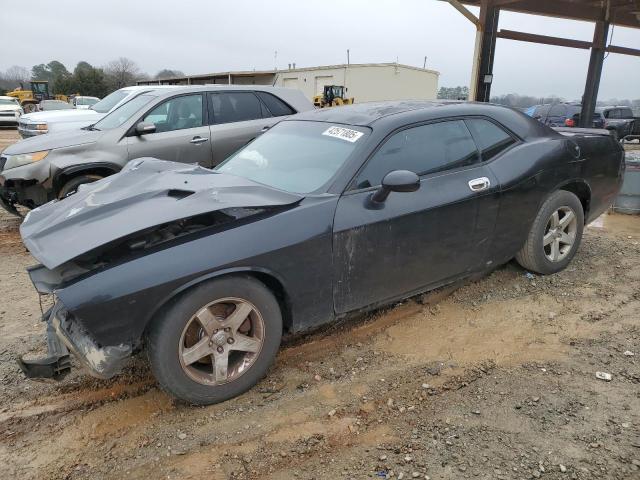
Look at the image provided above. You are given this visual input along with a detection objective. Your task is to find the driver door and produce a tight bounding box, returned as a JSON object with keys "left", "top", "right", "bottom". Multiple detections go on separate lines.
{"left": 126, "top": 93, "right": 214, "bottom": 167}
{"left": 332, "top": 119, "right": 500, "bottom": 314}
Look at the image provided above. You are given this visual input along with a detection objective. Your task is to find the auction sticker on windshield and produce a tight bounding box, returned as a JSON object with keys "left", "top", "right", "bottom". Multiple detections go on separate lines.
{"left": 322, "top": 126, "right": 363, "bottom": 143}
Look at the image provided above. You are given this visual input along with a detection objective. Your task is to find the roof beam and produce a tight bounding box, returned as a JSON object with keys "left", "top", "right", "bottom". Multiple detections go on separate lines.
{"left": 496, "top": 29, "right": 593, "bottom": 49}
{"left": 458, "top": 0, "right": 640, "bottom": 29}
{"left": 445, "top": 0, "right": 481, "bottom": 28}
{"left": 496, "top": 28, "right": 640, "bottom": 56}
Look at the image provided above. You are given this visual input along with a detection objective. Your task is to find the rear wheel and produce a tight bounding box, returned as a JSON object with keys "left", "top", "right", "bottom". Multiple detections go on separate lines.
{"left": 146, "top": 276, "right": 282, "bottom": 405}
{"left": 515, "top": 190, "right": 584, "bottom": 275}
{"left": 57, "top": 174, "right": 103, "bottom": 199}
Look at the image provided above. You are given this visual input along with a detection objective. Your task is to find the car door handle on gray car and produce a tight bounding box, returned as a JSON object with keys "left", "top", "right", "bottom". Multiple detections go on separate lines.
{"left": 190, "top": 136, "right": 209, "bottom": 145}
{"left": 468, "top": 177, "right": 491, "bottom": 192}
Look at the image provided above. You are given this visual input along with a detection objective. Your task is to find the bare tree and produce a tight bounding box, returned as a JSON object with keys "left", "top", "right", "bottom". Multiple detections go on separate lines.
{"left": 2, "top": 65, "right": 30, "bottom": 88}
{"left": 104, "top": 57, "right": 141, "bottom": 89}
{"left": 155, "top": 69, "right": 185, "bottom": 80}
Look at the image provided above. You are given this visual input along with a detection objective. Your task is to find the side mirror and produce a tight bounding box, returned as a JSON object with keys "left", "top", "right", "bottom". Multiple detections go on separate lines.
{"left": 135, "top": 121, "right": 156, "bottom": 135}
{"left": 370, "top": 170, "right": 420, "bottom": 204}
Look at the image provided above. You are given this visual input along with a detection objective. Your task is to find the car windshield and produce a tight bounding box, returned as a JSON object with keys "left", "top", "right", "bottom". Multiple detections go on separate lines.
{"left": 93, "top": 94, "right": 157, "bottom": 130}
{"left": 0, "top": 98, "right": 19, "bottom": 106}
{"left": 216, "top": 121, "right": 368, "bottom": 194}
{"left": 90, "top": 90, "right": 130, "bottom": 113}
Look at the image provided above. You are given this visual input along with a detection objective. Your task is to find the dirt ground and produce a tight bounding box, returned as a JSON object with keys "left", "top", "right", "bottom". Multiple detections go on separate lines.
{"left": 0, "top": 128, "right": 639, "bottom": 480}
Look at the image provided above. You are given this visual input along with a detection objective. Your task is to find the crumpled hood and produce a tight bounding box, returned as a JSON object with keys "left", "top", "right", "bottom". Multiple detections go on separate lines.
{"left": 21, "top": 109, "right": 100, "bottom": 123}
{"left": 4, "top": 128, "right": 104, "bottom": 154}
{"left": 21, "top": 158, "right": 303, "bottom": 269}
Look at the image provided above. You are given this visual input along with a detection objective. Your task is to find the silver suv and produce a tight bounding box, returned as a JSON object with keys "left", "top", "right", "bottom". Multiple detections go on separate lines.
{"left": 0, "top": 85, "right": 313, "bottom": 215}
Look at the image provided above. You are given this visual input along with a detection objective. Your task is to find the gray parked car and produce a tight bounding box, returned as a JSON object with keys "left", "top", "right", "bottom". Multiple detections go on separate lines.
{"left": 0, "top": 85, "right": 313, "bottom": 215}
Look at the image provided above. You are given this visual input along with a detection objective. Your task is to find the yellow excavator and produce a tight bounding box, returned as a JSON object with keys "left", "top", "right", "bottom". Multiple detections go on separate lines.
{"left": 313, "top": 85, "right": 354, "bottom": 108}
{"left": 7, "top": 81, "right": 69, "bottom": 112}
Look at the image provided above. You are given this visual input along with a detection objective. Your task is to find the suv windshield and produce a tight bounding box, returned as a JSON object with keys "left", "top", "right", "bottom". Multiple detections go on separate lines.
{"left": 0, "top": 99, "right": 19, "bottom": 106}
{"left": 93, "top": 94, "right": 157, "bottom": 130}
{"left": 90, "top": 90, "right": 131, "bottom": 113}
{"left": 216, "top": 121, "right": 368, "bottom": 194}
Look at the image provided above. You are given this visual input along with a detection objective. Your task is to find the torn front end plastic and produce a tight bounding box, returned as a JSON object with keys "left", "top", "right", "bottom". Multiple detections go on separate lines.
{"left": 17, "top": 301, "right": 132, "bottom": 381}
{"left": 17, "top": 310, "right": 71, "bottom": 380}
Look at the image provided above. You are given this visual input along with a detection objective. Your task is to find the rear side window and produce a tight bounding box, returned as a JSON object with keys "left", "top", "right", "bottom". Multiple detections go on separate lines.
{"left": 619, "top": 108, "right": 633, "bottom": 118}
{"left": 210, "top": 92, "right": 263, "bottom": 124}
{"left": 255, "top": 91, "right": 295, "bottom": 116}
{"left": 465, "top": 119, "right": 516, "bottom": 161}
{"left": 352, "top": 120, "right": 479, "bottom": 189}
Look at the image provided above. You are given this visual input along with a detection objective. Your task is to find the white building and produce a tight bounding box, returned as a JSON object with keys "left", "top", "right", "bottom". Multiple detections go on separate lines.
{"left": 273, "top": 63, "right": 439, "bottom": 102}
{"left": 139, "top": 63, "right": 440, "bottom": 103}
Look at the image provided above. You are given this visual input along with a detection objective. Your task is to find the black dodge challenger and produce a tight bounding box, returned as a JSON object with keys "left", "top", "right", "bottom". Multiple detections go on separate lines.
{"left": 18, "top": 101, "right": 624, "bottom": 404}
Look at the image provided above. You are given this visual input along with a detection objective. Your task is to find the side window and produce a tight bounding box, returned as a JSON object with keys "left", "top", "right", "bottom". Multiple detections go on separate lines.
{"left": 533, "top": 105, "right": 550, "bottom": 119}
{"left": 143, "top": 94, "right": 203, "bottom": 133}
{"left": 465, "top": 118, "right": 516, "bottom": 161}
{"left": 352, "top": 120, "right": 479, "bottom": 189}
{"left": 620, "top": 108, "right": 633, "bottom": 119}
{"left": 255, "top": 91, "right": 295, "bottom": 117}
{"left": 548, "top": 104, "right": 566, "bottom": 118}
{"left": 210, "top": 92, "right": 264, "bottom": 124}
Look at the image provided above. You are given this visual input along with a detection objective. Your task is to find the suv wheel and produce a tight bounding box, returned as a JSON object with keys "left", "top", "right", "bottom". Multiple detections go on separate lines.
{"left": 57, "top": 174, "right": 103, "bottom": 199}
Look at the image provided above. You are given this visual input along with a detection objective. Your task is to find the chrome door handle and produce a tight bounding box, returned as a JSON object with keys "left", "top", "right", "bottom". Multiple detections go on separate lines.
{"left": 190, "top": 136, "right": 209, "bottom": 144}
{"left": 468, "top": 177, "right": 490, "bottom": 192}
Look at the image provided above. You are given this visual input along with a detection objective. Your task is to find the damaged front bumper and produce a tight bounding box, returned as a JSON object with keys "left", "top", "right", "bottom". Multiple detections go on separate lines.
{"left": 0, "top": 185, "right": 21, "bottom": 217}
{"left": 18, "top": 300, "right": 132, "bottom": 381}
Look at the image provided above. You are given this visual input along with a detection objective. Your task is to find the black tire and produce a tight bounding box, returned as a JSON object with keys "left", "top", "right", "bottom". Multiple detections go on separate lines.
{"left": 146, "top": 275, "right": 282, "bottom": 405}
{"left": 515, "top": 190, "right": 584, "bottom": 275}
{"left": 57, "top": 174, "right": 103, "bottom": 199}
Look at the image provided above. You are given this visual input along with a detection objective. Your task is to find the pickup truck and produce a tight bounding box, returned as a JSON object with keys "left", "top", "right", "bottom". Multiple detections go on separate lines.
{"left": 17, "top": 86, "right": 179, "bottom": 138}
{"left": 596, "top": 106, "right": 636, "bottom": 140}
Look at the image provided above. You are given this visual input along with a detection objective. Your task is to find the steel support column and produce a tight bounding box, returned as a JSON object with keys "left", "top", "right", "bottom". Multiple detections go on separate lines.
{"left": 580, "top": 20, "right": 610, "bottom": 127}
{"left": 473, "top": 1, "right": 500, "bottom": 102}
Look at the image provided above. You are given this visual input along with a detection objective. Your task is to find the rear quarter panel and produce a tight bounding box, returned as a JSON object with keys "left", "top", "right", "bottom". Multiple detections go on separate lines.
{"left": 486, "top": 133, "right": 623, "bottom": 266}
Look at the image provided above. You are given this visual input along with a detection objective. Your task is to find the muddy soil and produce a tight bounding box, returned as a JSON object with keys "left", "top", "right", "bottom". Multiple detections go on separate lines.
{"left": 0, "top": 129, "right": 639, "bottom": 479}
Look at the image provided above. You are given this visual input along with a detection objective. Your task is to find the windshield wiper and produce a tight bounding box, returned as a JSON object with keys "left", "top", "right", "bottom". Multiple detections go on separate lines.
{"left": 82, "top": 124, "right": 101, "bottom": 131}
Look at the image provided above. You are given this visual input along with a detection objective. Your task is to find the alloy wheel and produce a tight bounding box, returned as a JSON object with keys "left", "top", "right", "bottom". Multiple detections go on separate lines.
{"left": 543, "top": 206, "right": 578, "bottom": 262}
{"left": 178, "top": 297, "right": 265, "bottom": 386}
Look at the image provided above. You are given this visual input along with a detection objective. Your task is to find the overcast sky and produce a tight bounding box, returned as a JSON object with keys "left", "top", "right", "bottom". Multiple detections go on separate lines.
{"left": 2, "top": 0, "right": 639, "bottom": 100}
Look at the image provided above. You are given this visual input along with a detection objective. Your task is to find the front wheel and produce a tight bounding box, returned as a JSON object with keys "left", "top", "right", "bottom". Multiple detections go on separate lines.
{"left": 515, "top": 190, "right": 584, "bottom": 275}
{"left": 57, "top": 174, "right": 103, "bottom": 199}
{"left": 146, "top": 276, "right": 282, "bottom": 405}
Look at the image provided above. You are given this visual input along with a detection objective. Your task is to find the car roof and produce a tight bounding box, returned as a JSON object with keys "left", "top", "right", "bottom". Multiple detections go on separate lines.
{"left": 288, "top": 100, "right": 551, "bottom": 140}
{"left": 597, "top": 105, "right": 632, "bottom": 110}
{"left": 0, "top": 96, "right": 19, "bottom": 100}
{"left": 121, "top": 85, "right": 181, "bottom": 91}
{"left": 291, "top": 100, "right": 458, "bottom": 126}
{"left": 145, "top": 84, "right": 314, "bottom": 113}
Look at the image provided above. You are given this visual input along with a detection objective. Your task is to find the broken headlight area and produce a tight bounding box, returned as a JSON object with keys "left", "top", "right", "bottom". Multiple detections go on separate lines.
{"left": 17, "top": 300, "right": 132, "bottom": 381}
